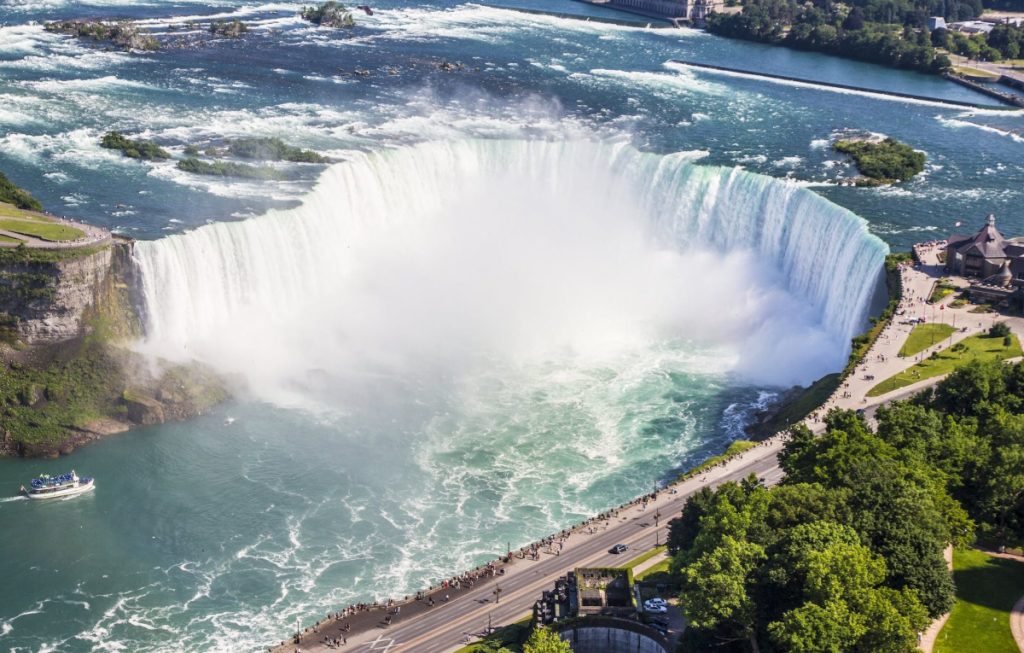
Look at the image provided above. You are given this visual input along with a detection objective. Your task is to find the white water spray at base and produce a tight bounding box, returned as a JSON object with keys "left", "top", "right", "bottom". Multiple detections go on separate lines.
{"left": 133, "top": 139, "right": 887, "bottom": 407}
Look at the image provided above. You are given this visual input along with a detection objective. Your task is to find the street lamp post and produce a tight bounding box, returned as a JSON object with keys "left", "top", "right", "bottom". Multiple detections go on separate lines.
{"left": 493, "top": 584, "right": 503, "bottom": 604}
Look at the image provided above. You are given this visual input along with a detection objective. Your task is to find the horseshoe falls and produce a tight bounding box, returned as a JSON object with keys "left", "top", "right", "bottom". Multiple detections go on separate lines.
{"left": 133, "top": 139, "right": 886, "bottom": 407}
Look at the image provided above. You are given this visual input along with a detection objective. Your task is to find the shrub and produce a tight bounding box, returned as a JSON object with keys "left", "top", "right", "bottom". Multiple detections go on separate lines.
{"left": 300, "top": 1, "right": 355, "bottom": 27}
{"left": 209, "top": 19, "right": 248, "bottom": 37}
{"left": 100, "top": 131, "right": 170, "bottom": 161}
{"left": 176, "top": 157, "right": 287, "bottom": 180}
{"left": 226, "top": 137, "right": 328, "bottom": 163}
{"left": 990, "top": 322, "right": 1011, "bottom": 338}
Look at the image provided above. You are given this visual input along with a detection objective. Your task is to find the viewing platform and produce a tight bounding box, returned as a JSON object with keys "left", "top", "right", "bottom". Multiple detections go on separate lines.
{"left": 0, "top": 202, "right": 111, "bottom": 251}
{"left": 671, "top": 60, "right": 1011, "bottom": 109}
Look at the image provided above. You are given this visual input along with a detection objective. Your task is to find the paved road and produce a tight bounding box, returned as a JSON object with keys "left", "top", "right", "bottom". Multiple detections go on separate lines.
{"left": 287, "top": 442, "right": 786, "bottom": 653}
{"left": 283, "top": 240, "right": 995, "bottom": 653}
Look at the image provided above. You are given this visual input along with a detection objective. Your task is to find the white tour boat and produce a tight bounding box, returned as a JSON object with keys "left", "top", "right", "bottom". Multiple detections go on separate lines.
{"left": 21, "top": 471, "right": 95, "bottom": 500}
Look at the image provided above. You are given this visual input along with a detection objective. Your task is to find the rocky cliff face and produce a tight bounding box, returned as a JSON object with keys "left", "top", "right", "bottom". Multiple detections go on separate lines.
{"left": 0, "top": 240, "right": 230, "bottom": 458}
{"left": 0, "top": 245, "right": 118, "bottom": 345}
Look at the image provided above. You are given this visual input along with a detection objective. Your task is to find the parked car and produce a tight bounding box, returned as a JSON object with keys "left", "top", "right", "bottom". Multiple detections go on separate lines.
{"left": 609, "top": 544, "right": 629, "bottom": 554}
{"left": 643, "top": 600, "right": 668, "bottom": 614}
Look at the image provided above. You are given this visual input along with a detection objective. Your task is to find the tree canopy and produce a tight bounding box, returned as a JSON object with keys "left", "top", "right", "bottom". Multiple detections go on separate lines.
{"left": 670, "top": 359, "right": 1024, "bottom": 652}
{"left": 523, "top": 628, "right": 571, "bottom": 653}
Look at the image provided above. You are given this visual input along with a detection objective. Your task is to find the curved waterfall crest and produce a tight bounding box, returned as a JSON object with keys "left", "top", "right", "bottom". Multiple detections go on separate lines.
{"left": 133, "top": 139, "right": 888, "bottom": 371}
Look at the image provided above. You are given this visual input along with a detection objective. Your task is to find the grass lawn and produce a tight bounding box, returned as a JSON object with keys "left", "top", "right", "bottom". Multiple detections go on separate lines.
{"left": 934, "top": 548, "right": 1024, "bottom": 653}
{"left": 679, "top": 440, "right": 758, "bottom": 480}
{"left": 930, "top": 283, "right": 957, "bottom": 303}
{"left": 754, "top": 372, "right": 840, "bottom": 436}
{"left": 636, "top": 559, "right": 671, "bottom": 580}
{"left": 0, "top": 202, "right": 48, "bottom": 219}
{"left": 625, "top": 545, "right": 666, "bottom": 570}
{"left": 867, "top": 333, "right": 1022, "bottom": 397}
{"left": 954, "top": 65, "right": 1002, "bottom": 79}
{"left": 899, "top": 323, "right": 957, "bottom": 358}
{"left": 453, "top": 615, "right": 532, "bottom": 653}
{"left": 0, "top": 218, "right": 85, "bottom": 242}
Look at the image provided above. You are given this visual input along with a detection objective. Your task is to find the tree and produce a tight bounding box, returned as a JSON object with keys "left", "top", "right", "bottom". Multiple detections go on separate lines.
{"left": 766, "top": 522, "right": 928, "bottom": 653}
{"left": 668, "top": 486, "right": 715, "bottom": 555}
{"left": 843, "top": 6, "right": 865, "bottom": 30}
{"left": 681, "top": 535, "right": 766, "bottom": 650}
{"left": 990, "top": 321, "right": 1011, "bottom": 338}
{"left": 929, "top": 360, "right": 1005, "bottom": 416}
{"left": 522, "top": 627, "right": 570, "bottom": 653}
{"left": 0, "top": 171, "right": 43, "bottom": 212}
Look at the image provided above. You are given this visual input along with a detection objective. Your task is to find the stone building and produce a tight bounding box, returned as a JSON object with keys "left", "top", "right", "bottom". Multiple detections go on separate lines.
{"left": 945, "top": 215, "right": 1024, "bottom": 279}
{"left": 945, "top": 215, "right": 1024, "bottom": 310}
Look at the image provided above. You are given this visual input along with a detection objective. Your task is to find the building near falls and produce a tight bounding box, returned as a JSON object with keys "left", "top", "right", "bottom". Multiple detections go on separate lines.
{"left": 532, "top": 567, "right": 671, "bottom": 653}
{"left": 579, "top": 0, "right": 723, "bottom": 26}
{"left": 944, "top": 214, "right": 1024, "bottom": 309}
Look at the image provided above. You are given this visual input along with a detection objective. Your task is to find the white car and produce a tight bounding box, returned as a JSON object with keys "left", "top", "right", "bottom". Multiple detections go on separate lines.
{"left": 643, "top": 599, "right": 668, "bottom": 613}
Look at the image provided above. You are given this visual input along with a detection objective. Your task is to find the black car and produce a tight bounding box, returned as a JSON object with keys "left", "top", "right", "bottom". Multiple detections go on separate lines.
{"left": 609, "top": 544, "right": 629, "bottom": 554}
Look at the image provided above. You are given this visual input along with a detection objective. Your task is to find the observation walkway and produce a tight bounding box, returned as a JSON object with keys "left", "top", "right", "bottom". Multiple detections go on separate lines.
{"left": 670, "top": 60, "right": 1011, "bottom": 109}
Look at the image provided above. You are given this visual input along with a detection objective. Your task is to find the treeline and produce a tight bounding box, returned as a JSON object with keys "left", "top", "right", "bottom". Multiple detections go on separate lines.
{"left": 707, "top": 1, "right": 952, "bottom": 73}
{"left": 933, "top": 23, "right": 1024, "bottom": 61}
{"left": 667, "top": 358, "right": 1024, "bottom": 652}
{"left": 0, "top": 172, "right": 42, "bottom": 212}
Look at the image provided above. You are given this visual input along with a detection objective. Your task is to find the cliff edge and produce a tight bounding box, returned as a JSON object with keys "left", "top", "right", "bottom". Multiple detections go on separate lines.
{"left": 0, "top": 203, "right": 229, "bottom": 457}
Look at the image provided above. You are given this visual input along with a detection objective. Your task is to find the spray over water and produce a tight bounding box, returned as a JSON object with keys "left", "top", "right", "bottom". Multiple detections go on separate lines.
{"left": 133, "top": 139, "right": 886, "bottom": 409}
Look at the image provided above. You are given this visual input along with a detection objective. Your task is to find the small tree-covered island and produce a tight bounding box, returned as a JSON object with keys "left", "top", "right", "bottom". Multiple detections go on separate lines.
{"left": 834, "top": 137, "right": 927, "bottom": 185}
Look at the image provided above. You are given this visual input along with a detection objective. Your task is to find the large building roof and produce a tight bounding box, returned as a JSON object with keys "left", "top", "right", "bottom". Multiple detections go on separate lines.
{"left": 949, "top": 214, "right": 1008, "bottom": 259}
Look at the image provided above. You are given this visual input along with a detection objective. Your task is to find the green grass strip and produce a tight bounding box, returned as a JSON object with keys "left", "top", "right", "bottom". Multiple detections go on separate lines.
{"left": 935, "top": 548, "right": 1024, "bottom": 653}
{"left": 625, "top": 545, "right": 667, "bottom": 570}
{"left": 868, "top": 333, "right": 1022, "bottom": 397}
{"left": 679, "top": 440, "right": 757, "bottom": 481}
{"left": 636, "top": 559, "right": 671, "bottom": 580}
{"left": 899, "top": 323, "right": 957, "bottom": 358}
{"left": 0, "top": 218, "right": 85, "bottom": 242}
{"left": 453, "top": 615, "right": 532, "bottom": 653}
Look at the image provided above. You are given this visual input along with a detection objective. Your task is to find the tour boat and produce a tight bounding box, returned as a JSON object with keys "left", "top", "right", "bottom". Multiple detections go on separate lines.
{"left": 21, "top": 471, "right": 95, "bottom": 500}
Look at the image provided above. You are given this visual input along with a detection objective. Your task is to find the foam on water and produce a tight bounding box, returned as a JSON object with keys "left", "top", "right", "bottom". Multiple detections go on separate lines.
{"left": 936, "top": 115, "right": 1024, "bottom": 144}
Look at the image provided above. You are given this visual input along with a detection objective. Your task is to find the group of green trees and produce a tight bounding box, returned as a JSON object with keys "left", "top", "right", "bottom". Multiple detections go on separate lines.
{"left": 934, "top": 23, "right": 1024, "bottom": 61}
{"left": 0, "top": 172, "right": 42, "bottom": 212}
{"left": 707, "top": 0, "right": 952, "bottom": 73}
{"left": 226, "top": 137, "right": 329, "bottom": 163}
{"left": 834, "top": 138, "right": 926, "bottom": 182}
{"left": 667, "top": 359, "right": 1024, "bottom": 652}
{"left": 100, "top": 131, "right": 171, "bottom": 161}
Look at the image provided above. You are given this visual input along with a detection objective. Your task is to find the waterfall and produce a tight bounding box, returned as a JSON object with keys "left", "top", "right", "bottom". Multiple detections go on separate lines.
{"left": 132, "top": 139, "right": 887, "bottom": 395}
